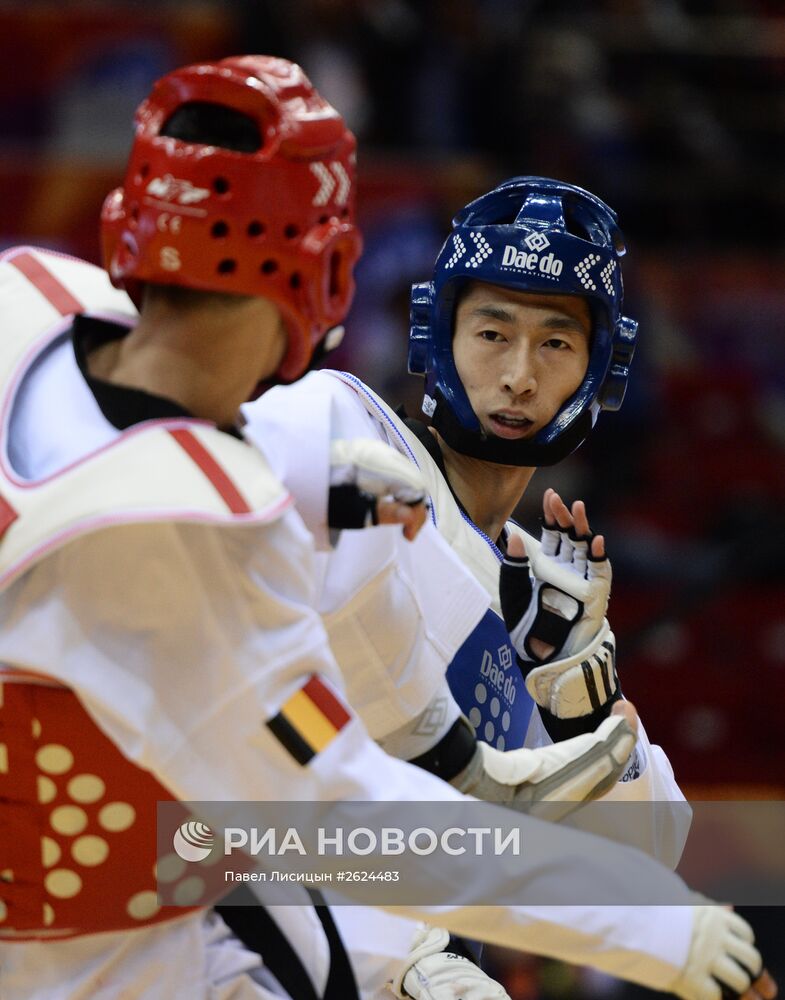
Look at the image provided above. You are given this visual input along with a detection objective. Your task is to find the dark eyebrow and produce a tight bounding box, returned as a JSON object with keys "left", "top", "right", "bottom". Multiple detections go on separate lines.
{"left": 470, "top": 305, "right": 589, "bottom": 336}
{"left": 542, "top": 315, "right": 589, "bottom": 336}
{"left": 470, "top": 305, "right": 517, "bottom": 324}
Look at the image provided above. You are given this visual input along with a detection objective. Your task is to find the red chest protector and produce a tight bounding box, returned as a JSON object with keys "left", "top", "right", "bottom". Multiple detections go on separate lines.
{"left": 0, "top": 248, "right": 292, "bottom": 938}
{"left": 0, "top": 670, "right": 206, "bottom": 939}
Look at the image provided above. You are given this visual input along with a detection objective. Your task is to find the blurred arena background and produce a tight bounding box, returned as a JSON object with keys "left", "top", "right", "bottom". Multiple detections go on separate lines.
{"left": 1, "top": 0, "right": 783, "bottom": 995}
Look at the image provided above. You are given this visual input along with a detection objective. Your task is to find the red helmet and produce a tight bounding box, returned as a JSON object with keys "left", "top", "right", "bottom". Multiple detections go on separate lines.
{"left": 101, "top": 55, "right": 362, "bottom": 381}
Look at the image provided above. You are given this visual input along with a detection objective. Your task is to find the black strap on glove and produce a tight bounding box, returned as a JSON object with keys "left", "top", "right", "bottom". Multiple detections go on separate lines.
{"left": 501, "top": 550, "right": 584, "bottom": 664}
{"left": 537, "top": 691, "right": 622, "bottom": 743}
{"left": 327, "top": 483, "right": 378, "bottom": 530}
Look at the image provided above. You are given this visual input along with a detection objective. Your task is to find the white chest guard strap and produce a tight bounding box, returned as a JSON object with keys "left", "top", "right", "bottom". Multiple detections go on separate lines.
{"left": 0, "top": 247, "right": 291, "bottom": 590}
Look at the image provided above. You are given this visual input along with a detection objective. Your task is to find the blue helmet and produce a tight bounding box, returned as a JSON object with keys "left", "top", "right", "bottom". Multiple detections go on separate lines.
{"left": 408, "top": 176, "right": 638, "bottom": 466}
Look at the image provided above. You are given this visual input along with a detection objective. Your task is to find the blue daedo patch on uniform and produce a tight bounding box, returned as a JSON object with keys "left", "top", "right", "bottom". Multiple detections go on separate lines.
{"left": 446, "top": 608, "right": 534, "bottom": 750}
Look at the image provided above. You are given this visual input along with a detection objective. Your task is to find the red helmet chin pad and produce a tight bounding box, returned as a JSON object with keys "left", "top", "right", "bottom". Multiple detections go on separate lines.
{"left": 100, "top": 56, "right": 362, "bottom": 381}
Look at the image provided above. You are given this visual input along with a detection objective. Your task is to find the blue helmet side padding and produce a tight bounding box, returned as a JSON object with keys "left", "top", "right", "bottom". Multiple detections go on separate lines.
{"left": 408, "top": 176, "right": 638, "bottom": 467}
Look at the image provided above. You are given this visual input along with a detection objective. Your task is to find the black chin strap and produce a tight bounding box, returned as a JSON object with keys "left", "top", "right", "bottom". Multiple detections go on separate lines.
{"left": 430, "top": 386, "right": 592, "bottom": 468}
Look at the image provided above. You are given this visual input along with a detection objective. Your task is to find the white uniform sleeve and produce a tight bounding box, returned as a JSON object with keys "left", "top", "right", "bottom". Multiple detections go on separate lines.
{"left": 241, "top": 371, "right": 381, "bottom": 552}
{"left": 243, "top": 374, "right": 490, "bottom": 741}
{"left": 320, "top": 523, "right": 484, "bottom": 741}
{"left": 593, "top": 727, "right": 692, "bottom": 868}
{"left": 0, "top": 516, "right": 698, "bottom": 991}
{"left": 524, "top": 707, "right": 691, "bottom": 867}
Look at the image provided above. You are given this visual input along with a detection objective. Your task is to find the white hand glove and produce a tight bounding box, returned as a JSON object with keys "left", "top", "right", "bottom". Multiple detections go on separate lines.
{"left": 328, "top": 439, "right": 426, "bottom": 537}
{"left": 501, "top": 523, "right": 611, "bottom": 664}
{"left": 670, "top": 905, "right": 763, "bottom": 1000}
{"left": 390, "top": 925, "right": 510, "bottom": 1000}
{"left": 501, "top": 523, "right": 620, "bottom": 729}
{"left": 330, "top": 439, "right": 426, "bottom": 505}
{"left": 451, "top": 709, "right": 637, "bottom": 821}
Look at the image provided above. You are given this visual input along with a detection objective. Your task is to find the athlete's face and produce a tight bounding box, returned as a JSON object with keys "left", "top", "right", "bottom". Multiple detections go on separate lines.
{"left": 452, "top": 282, "right": 591, "bottom": 441}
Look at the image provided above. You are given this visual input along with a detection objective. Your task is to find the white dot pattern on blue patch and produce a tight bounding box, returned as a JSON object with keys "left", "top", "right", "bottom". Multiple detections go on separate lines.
{"left": 466, "top": 232, "right": 492, "bottom": 269}
{"left": 600, "top": 259, "right": 617, "bottom": 295}
{"left": 445, "top": 234, "right": 466, "bottom": 269}
{"left": 574, "top": 252, "right": 601, "bottom": 291}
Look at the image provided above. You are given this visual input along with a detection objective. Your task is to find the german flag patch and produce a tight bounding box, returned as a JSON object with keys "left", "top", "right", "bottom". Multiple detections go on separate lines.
{"left": 267, "top": 675, "right": 352, "bottom": 765}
